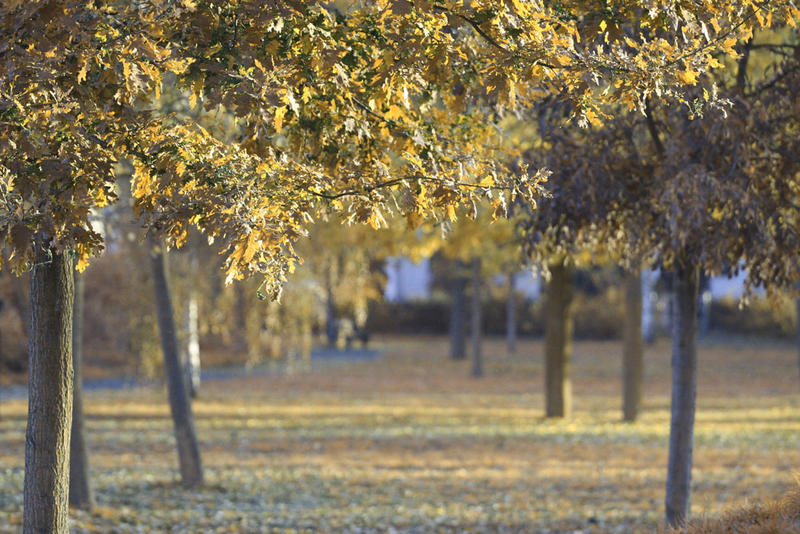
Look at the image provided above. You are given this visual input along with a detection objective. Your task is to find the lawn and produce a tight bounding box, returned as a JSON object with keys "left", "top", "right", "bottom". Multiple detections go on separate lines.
{"left": 1, "top": 335, "right": 799, "bottom": 533}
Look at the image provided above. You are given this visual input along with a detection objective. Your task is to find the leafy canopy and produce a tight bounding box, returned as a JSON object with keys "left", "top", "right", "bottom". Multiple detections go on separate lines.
{"left": 1, "top": 0, "right": 795, "bottom": 295}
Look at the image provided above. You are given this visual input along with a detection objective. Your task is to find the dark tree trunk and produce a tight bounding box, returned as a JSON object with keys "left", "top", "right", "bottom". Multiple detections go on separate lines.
{"left": 622, "top": 271, "right": 644, "bottom": 422}
{"left": 506, "top": 272, "right": 517, "bottom": 356}
{"left": 150, "top": 240, "right": 204, "bottom": 487}
{"left": 665, "top": 264, "right": 699, "bottom": 528}
{"left": 69, "top": 271, "right": 94, "bottom": 511}
{"left": 449, "top": 277, "right": 467, "bottom": 360}
{"left": 544, "top": 261, "right": 573, "bottom": 418}
{"left": 470, "top": 258, "right": 483, "bottom": 378}
{"left": 23, "top": 243, "right": 74, "bottom": 534}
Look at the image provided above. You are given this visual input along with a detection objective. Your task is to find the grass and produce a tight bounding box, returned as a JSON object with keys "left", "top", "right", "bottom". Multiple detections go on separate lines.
{"left": 1, "top": 335, "right": 800, "bottom": 532}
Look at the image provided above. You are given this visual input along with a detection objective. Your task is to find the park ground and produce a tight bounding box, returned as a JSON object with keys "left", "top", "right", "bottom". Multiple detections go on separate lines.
{"left": 1, "top": 335, "right": 800, "bottom": 533}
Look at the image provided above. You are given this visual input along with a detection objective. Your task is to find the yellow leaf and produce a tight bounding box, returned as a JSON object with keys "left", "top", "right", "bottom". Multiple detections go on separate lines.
{"left": 585, "top": 109, "right": 603, "bottom": 127}
{"left": 478, "top": 175, "right": 494, "bottom": 187}
{"left": 77, "top": 59, "right": 88, "bottom": 83}
{"left": 76, "top": 256, "right": 89, "bottom": 272}
{"left": 446, "top": 204, "right": 457, "bottom": 222}
{"left": 675, "top": 68, "right": 698, "bottom": 85}
{"left": 274, "top": 106, "right": 287, "bottom": 133}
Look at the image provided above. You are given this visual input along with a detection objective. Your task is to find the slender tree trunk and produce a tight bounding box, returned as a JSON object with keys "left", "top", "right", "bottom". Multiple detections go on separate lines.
{"left": 149, "top": 239, "right": 204, "bottom": 487}
{"left": 23, "top": 243, "right": 74, "bottom": 533}
{"left": 184, "top": 290, "right": 201, "bottom": 398}
{"left": 234, "top": 282, "right": 249, "bottom": 355}
{"left": 506, "top": 272, "right": 517, "bottom": 356}
{"left": 665, "top": 264, "right": 699, "bottom": 528}
{"left": 13, "top": 270, "right": 30, "bottom": 336}
{"left": 544, "top": 260, "right": 573, "bottom": 418}
{"left": 183, "top": 251, "right": 201, "bottom": 398}
{"left": 622, "top": 271, "right": 644, "bottom": 422}
{"left": 470, "top": 258, "right": 483, "bottom": 378}
{"left": 449, "top": 276, "right": 467, "bottom": 360}
{"left": 325, "top": 260, "right": 337, "bottom": 347}
{"left": 642, "top": 270, "right": 657, "bottom": 344}
{"left": 795, "top": 297, "right": 800, "bottom": 381}
{"left": 69, "top": 271, "right": 94, "bottom": 511}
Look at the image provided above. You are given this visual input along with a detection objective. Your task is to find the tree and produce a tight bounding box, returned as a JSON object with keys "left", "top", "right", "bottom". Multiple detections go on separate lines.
{"left": 69, "top": 271, "right": 94, "bottom": 510}
{"left": 544, "top": 258, "right": 574, "bottom": 417}
{"left": 523, "top": 23, "right": 800, "bottom": 526}
{"left": 622, "top": 271, "right": 644, "bottom": 422}
{"left": 149, "top": 239, "right": 204, "bottom": 487}
{"left": 469, "top": 257, "right": 483, "bottom": 377}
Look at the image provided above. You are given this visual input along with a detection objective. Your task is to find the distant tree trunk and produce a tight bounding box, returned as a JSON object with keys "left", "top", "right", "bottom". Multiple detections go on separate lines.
{"left": 795, "top": 297, "right": 800, "bottom": 380}
{"left": 506, "top": 272, "right": 517, "bottom": 356}
{"left": 69, "top": 271, "right": 94, "bottom": 511}
{"left": 665, "top": 263, "right": 699, "bottom": 528}
{"left": 622, "top": 271, "right": 644, "bottom": 422}
{"left": 449, "top": 275, "right": 467, "bottom": 360}
{"left": 470, "top": 258, "right": 483, "bottom": 377}
{"left": 544, "top": 260, "right": 573, "bottom": 418}
{"left": 13, "top": 270, "right": 30, "bottom": 336}
{"left": 234, "top": 282, "right": 249, "bottom": 354}
{"left": 23, "top": 242, "right": 74, "bottom": 534}
{"left": 149, "top": 239, "right": 204, "bottom": 487}
{"left": 325, "top": 259, "right": 337, "bottom": 347}
{"left": 183, "top": 251, "right": 201, "bottom": 398}
{"left": 184, "top": 289, "right": 201, "bottom": 398}
{"left": 642, "top": 270, "right": 657, "bottom": 344}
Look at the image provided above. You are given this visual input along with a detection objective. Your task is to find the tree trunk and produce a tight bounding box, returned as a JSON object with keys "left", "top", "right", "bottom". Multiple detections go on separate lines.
{"left": 183, "top": 251, "right": 201, "bottom": 398}
{"left": 449, "top": 277, "right": 467, "bottom": 360}
{"left": 665, "top": 264, "right": 699, "bottom": 528}
{"left": 183, "top": 290, "right": 201, "bottom": 398}
{"left": 24, "top": 243, "right": 74, "bottom": 534}
{"left": 544, "top": 261, "right": 573, "bottom": 418}
{"left": 234, "top": 282, "right": 249, "bottom": 355}
{"left": 795, "top": 297, "right": 800, "bottom": 380}
{"left": 325, "top": 260, "right": 337, "bottom": 347}
{"left": 506, "top": 272, "right": 517, "bottom": 356}
{"left": 470, "top": 258, "right": 483, "bottom": 378}
{"left": 622, "top": 271, "right": 644, "bottom": 422}
{"left": 642, "top": 270, "right": 657, "bottom": 344}
{"left": 149, "top": 239, "right": 204, "bottom": 487}
{"left": 69, "top": 271, "right": 94, "bottom": 511}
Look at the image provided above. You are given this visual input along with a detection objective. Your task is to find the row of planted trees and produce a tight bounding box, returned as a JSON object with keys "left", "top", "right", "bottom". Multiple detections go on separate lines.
{"left": 2, "top": 1, "right": 799, "bottom": 532}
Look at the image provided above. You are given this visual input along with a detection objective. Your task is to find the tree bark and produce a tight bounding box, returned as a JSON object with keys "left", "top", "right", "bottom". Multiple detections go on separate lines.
{"left": 325, "top": 259, "right": 337, "bottom": 347}
{"left": 150, "top": 239, "right": 204, "bottom": 487}
{"left": 622, "top": 271, "right": 644, "bottom": 422}
{"left": 544, "top": 261, "right": 573, "bottom": 418}
{"left": 642, "top": 270, "right": 657, "bottom": 344}
{"left": 183, "top": 290, "right": 201, "bottom": 398}
{"left": 449, "top": 276, "right": 467, "bottom": 360}
{"left": 506, "top": 272, "right": 517, "bottom": 356}
{"left": 24, "top": 243, "right": 74, "bottom": 534}
{"left": 795, "top": 297, "right": 800, "bottom": 381}
{"left": 69, "top": 271, "right": 94, "bottom": 511}
{"left": 665, "top": 264, "right": 699, "bottom": 528}
{"left": 183, "top": 250, "right": 201, "bottom": 398}
{"left": 470, "top": 258, "right": 483, "bottom": 378}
